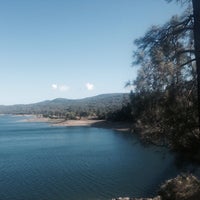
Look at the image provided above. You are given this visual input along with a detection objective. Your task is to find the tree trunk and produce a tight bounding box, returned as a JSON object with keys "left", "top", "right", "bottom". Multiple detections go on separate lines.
{"left": 192, "top": 0, "right": 200, "bottom": 130}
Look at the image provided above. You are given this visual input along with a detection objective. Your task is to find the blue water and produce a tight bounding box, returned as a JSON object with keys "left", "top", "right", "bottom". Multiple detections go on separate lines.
{"left": 0, "top": 115, "right": 193, "bottom": 200}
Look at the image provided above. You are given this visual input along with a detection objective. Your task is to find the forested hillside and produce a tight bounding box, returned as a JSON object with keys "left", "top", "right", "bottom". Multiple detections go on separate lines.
{"left": 0, "top": 93, "right": 131, "bottom": 121}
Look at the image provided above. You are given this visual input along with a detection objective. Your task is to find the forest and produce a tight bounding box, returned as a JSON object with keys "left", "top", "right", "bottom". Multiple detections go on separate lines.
{"left": 0, "top": 93, "right": 132, "bottom": 121}
{"left": 126, "top": 0, "right": 200, "bottom": 160}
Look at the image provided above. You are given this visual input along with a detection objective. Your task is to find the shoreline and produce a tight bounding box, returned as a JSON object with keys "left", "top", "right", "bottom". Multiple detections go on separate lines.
{"left": 22, "top": 115, "right": 132, "bottom": 133}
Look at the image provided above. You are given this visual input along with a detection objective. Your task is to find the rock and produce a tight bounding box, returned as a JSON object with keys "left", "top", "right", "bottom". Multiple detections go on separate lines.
{"left": 159, "top": 174, "right": 200, "bottom": 200}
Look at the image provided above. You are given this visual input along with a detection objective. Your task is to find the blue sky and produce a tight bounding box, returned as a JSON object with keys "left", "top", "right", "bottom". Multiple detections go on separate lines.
{"left": 0, "top": 0, "right": 185, "bottom": 105}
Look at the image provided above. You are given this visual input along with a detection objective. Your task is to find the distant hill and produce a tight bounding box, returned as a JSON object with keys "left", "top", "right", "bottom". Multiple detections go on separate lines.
{"left": 0, "top": 93, "right": 130, "bottom": 119}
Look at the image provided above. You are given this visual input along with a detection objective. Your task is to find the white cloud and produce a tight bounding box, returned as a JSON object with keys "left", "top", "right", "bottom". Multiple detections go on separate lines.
{"left": 86, "top": 83, "right": 94, "bottom": 91}
{"left": 51, "top": 84, "right": 70, "bottom": 92}
{"left": 51, "top": 84, "right": 58, "bottom": 90}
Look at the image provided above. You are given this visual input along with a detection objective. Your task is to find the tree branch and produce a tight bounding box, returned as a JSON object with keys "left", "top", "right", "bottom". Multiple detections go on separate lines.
{"left": 179, "top": 58, "right": 196, "bottom": 67}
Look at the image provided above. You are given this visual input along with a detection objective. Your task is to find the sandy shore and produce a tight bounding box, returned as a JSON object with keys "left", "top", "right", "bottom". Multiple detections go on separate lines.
{"left": 24, "top": 116, "right": 132, "bottom": 132}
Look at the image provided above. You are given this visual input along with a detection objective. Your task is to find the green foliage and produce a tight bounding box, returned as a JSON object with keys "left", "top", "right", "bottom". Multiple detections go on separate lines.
{"left": 0, "top": 93, "right": 131, "bottom": 121}
{"left": 129, "top": 6, "right": 200, "bottom": 154}
{"left": 133, "top": 8, "right": 194, "bottom": 93}
{"left": 106, "top": 103, "right": 132, "bottom": 122}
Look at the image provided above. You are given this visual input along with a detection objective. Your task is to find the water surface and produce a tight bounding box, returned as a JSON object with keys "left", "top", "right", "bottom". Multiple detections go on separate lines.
{"left": 0, "top": 115, "right": 191, "bottom": 200}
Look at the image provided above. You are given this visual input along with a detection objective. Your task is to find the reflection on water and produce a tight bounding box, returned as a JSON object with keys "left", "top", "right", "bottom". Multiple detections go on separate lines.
{"left": 0, "top": 115, "right": 199, "bottom": 200}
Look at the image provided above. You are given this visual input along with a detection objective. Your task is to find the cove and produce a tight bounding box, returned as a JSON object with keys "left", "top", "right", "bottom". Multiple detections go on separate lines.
{"left": 0, "top": 115, "right": 193, "bottom": 200}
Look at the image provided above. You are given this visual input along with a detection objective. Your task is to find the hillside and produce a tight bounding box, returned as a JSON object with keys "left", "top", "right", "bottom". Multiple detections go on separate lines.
{"left": 0, "top": 93, "right": 130, "bottom": 120}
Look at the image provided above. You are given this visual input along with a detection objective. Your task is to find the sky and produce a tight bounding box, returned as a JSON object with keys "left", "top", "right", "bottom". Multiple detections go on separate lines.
{"left": 0, "top": 0, "right": 186, "bottom": 105}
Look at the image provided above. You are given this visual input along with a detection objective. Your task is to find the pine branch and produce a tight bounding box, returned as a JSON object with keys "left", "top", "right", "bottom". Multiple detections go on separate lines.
{"left": 179, "top": 58, "right": 196, "bottom": 67}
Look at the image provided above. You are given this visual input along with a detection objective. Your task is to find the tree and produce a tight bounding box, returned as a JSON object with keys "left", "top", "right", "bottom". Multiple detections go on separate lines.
{"left": 133, "top": 9, "right": 195, "bottom": 94}
{"left": 191, "top": 0, "right": 200, "bottom": 128}
{"left": 166, "top": 0, "right": 200, "bottom": 130}
{"left": 129, "top": 6, "right": 200, "bottom": 152}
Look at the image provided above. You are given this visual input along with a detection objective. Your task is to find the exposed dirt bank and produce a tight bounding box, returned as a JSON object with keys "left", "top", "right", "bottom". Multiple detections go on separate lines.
{"left": 22, "top": 115, "right": 132, "bottom": 133}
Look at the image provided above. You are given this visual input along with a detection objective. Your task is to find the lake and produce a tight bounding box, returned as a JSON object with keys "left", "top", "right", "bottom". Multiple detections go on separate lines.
{"left": 0, "top": 115, "right": 196, "bottom": 200}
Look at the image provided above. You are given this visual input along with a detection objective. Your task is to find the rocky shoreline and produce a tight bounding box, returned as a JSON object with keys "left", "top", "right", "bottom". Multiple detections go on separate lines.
{"left": 113, "top": 174, "right": 200, "bottom": 200}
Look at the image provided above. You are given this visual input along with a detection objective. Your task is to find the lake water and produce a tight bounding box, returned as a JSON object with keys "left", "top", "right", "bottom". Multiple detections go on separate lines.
{"left": 0, "top": 115, "right": 197, "bottom": 200}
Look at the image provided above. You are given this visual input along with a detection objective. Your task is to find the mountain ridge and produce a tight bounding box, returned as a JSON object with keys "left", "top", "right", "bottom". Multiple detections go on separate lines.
{"left": 0, "top": 93, "right": 130, "bottom": 117}
{"left": 0, "top": 93, "right": 128, "bottom": 106}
